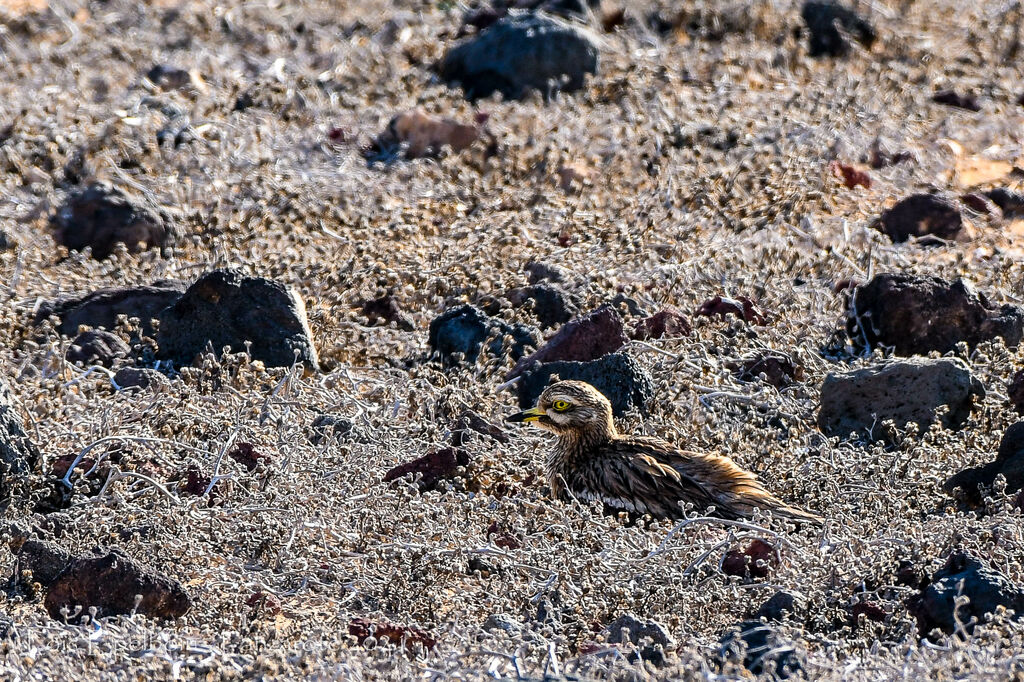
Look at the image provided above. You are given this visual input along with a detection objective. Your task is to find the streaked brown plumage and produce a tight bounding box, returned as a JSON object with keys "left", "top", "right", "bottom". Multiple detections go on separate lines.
{"left": 507, "top": 380, "right": 821, "bottom": 524}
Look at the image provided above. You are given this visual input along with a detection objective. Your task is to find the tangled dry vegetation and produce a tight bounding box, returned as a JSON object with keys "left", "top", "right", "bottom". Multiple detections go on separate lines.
{"left": 1, "top": 0, "right": 1024, "bottom": 679}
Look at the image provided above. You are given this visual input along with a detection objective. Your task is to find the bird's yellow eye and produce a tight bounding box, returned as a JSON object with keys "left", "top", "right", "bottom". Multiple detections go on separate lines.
{"left": 552, "top": 400, "right": 571, "bottom": 412}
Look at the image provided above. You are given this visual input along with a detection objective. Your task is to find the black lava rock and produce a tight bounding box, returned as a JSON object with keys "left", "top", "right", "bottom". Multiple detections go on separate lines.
{"left": 439, "top": 12, "right": 599, "bottom": 101}
{"left": 428, "top": 304, "right": 538, "bottom": 365}
{"left": 155, "top": 270, "right": 319, "bottom": 370}
{"left": 50, "top": 183, "right": 179, "bottom": 260}
{"left": 874, "top": 194, "right": 963, "bottom": 244}
{"left": 505, "top": 283, "right": 580, "bottom": 329}
{"left": 846, "top": 273, "right": 1024, "bottom": 355}
{"left": 802, "top": 0, "right": 876, "bottom": 57}
{"left": 516, "top": 352, "right": 653, "bottom": 416}
{"left": 719, "top": 621, "right": 803, "bottom": 678}
{"left": 944, "top": 421, "right": 1024, "bottom": 505}
{"left": 36, "top": 281, "right": 187, "bottom": 338}
{"left": 908, "top": 552, "right": 1024, "bottom": 636}
{"left": 66, "top": 330, "right": 131, "bottom": 368}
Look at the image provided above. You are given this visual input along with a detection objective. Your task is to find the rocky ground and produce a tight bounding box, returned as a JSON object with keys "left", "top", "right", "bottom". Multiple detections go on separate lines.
{"left": 1, "top": 0, "right": 1024, "bottom": 679}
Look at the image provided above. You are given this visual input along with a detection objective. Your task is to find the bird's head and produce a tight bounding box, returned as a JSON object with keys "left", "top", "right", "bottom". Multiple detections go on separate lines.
{"left": 507, "top": 380, "right": 616, "bottom": 438}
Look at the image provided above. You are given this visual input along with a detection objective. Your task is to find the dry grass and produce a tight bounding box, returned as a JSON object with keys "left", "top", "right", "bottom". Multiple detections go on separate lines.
{"left": 1, "top": 0, "right": 1024, "bottom": 679}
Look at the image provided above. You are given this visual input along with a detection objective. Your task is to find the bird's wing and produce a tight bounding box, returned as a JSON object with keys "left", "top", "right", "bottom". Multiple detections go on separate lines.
{"left": 586, "top": 438, "right": 729, "bottom": 518}
{"left": 617, "top": 436, "right": 822, "bottom": 523}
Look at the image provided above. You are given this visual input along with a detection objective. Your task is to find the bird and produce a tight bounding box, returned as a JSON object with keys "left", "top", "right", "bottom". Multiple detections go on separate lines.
{"left": 506, "top": 380, "right": 821, "bottom": 524}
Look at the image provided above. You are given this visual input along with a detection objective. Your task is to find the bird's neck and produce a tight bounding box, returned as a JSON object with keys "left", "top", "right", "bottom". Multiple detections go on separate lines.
{"left": 547, "top": 417, "right": 617, "bottom": 477}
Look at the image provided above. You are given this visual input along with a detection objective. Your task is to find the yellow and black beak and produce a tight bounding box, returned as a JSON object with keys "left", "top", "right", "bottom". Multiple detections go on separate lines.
{"left": 506, "top": 406, "right": 545, "bottom": 423}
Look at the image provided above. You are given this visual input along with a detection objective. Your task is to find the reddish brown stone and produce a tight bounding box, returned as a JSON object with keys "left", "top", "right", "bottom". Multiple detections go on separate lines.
{"left": 30, "top": 546, "right": 191, "bottom": 622}
{"left": 847, "top": 273, "right": 1024, "bottom": 355}
{"left": 696, "top": 295, "right": 766, "bottom": 325}
{"left": 228, "top": 442, "right": 271, "bottom": 472}
{"left": 961, "top": 192, "right": 1001, "bottom": 216}
{"left": 850, "top": 601, "right": 887, "bottom": 625}
{"left": 348, "top": 618, "right": 437, "bottom": 650}
{"left": 722, "top": 539, "right": 777, "bottom": 580}
{"left": 728, "top": 351, "right": 802, "bottom": 388}
{"left": 383, "top": 447, "right": 470, "bottom": 491}
{"left": 633, "top": 307, "right": 691, "bottom": 340}
{"left": 507, "top": 304, "right": 627, "bottom": 379}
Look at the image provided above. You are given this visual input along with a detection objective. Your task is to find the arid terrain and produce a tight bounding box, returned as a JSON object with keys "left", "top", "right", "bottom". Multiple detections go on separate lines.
{"left": 1, "top": 0, "right": 1024, "bottom": 679}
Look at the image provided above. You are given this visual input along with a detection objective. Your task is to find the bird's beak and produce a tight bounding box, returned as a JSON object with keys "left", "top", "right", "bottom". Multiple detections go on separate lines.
{"left": 506, "top": 406, "right": 545, "bottom": 423}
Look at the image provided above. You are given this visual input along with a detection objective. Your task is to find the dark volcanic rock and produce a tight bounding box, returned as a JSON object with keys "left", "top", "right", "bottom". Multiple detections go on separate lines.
{"left": 66, "top": 330, "right": 131, "bottom": 368}
{"left": 874, "top": 194, "right": 963, "bottom": 244}
{"left": 14, "top": 539, "right": 74, "bottom": 586}
{"left": 719, "top": 621, "right": 803, "bottom": 678}
{"left": 428, "top": 304, "right": 538, "bottom": 365}
{"left": 360, "top": 293, "right": 414, "bottom": 331}
{"left": 112, "top": 367, "right": 169, "bottom": 391}
{"left": 818, "top": 357, "right": 984, "bottom": 441}
{"left": 50, "top": 183, "right": 178, "bottom": 260}
{"left": 1009, "top": 370, "right": 1024, "bottom": 414}
{"left": 15, "top": 541, "right": 191, "bottom": 621}
{"left": 908, "top": 552, "right": 1024, "bottom": 636}
{"left": 505, "top": 283, "right": 579, "bottom": 329}
{"left": 439, "top": 12, "right": 598, "bottom": 101}
{"left": 931, "top": 89, "right": 981, "bottom": 112}
{"left": 507, "top": 304, "right": 627, "bottom": 379}
{"left": 752, "top": 591, "right": 802, "bottom": 622}
{"left": 145, "top": 64, "right": 191, "bottom": 90}
{"left": 0, "top": 377, "right": 41, "bottom": 505}
{"left": 603, "top": 613, "right": 673, "bottom": 666}
{"left": 308, "top": 414, "right": 358, "bottom": 445}
{"left": 801, "top": 0, "right": 876, "bottom": 58}
{"left": 36, "top": 280, "right": 187, "bottom": 337}
{"left": 728, "top": 350, "right": 802, "bottom": 388}
{"left": 961, "top": 192, "right": 1001, "bottom": 216}
{"left": 516, "top": 352, "right": 653, "bottom": 416}
{"left": 633, "top": 307, "right": 691, "bottom": 340}
{"left": 984, "top": 188, "right": 1024, "bottom": 216}
{"left": 383, "top": 447, "right": 470, "bottom": 492}
{"left": 944, "top": 421, "right": 1024, "bottom": 505}
{"left": 525, "top": 260, "right": 573, "bottom": 285}
{"left": 846, "top": 274, "right": 1024, "bottom": 355}
{"left": 156, "top": 270, "right": 319, "bottom": 370}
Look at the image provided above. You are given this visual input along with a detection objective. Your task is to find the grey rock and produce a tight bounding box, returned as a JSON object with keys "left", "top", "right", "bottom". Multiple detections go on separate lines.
{"left": 818, "top": 357, "right": 984, "bottom": 441}
{"left": 66, "top": 330, "right": 131, "bottom": 368}
{"left": 112, "top": 367, "right": 169, "bottom": 391}
{"left": 309, "top": 414, "right": 358, "bottom": 445}
{"left": 482, "top": 613, "right": 522, "bottom": 635}
{"left": 439, "top": 12, "right": 599, "bottom": 101}
{"left": 156, "top": 270, "right": 319, "bottom": 370}
{"left": 604, "top": 613, "right": 673, "bottom": 667}
{"left": 0, "top": 377, "right": 41, "bottom": 507}
{"left": 517, "top": 352, "right": 653, "bottom": 416}
{"left": 752, "top": 590, "right": 802, "bottom": 622}
{"left": 506, "top": 283, "right": 579, "bottom": 329}
{"left": 50, "top": 183, "right": 179, "bottom": 260}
